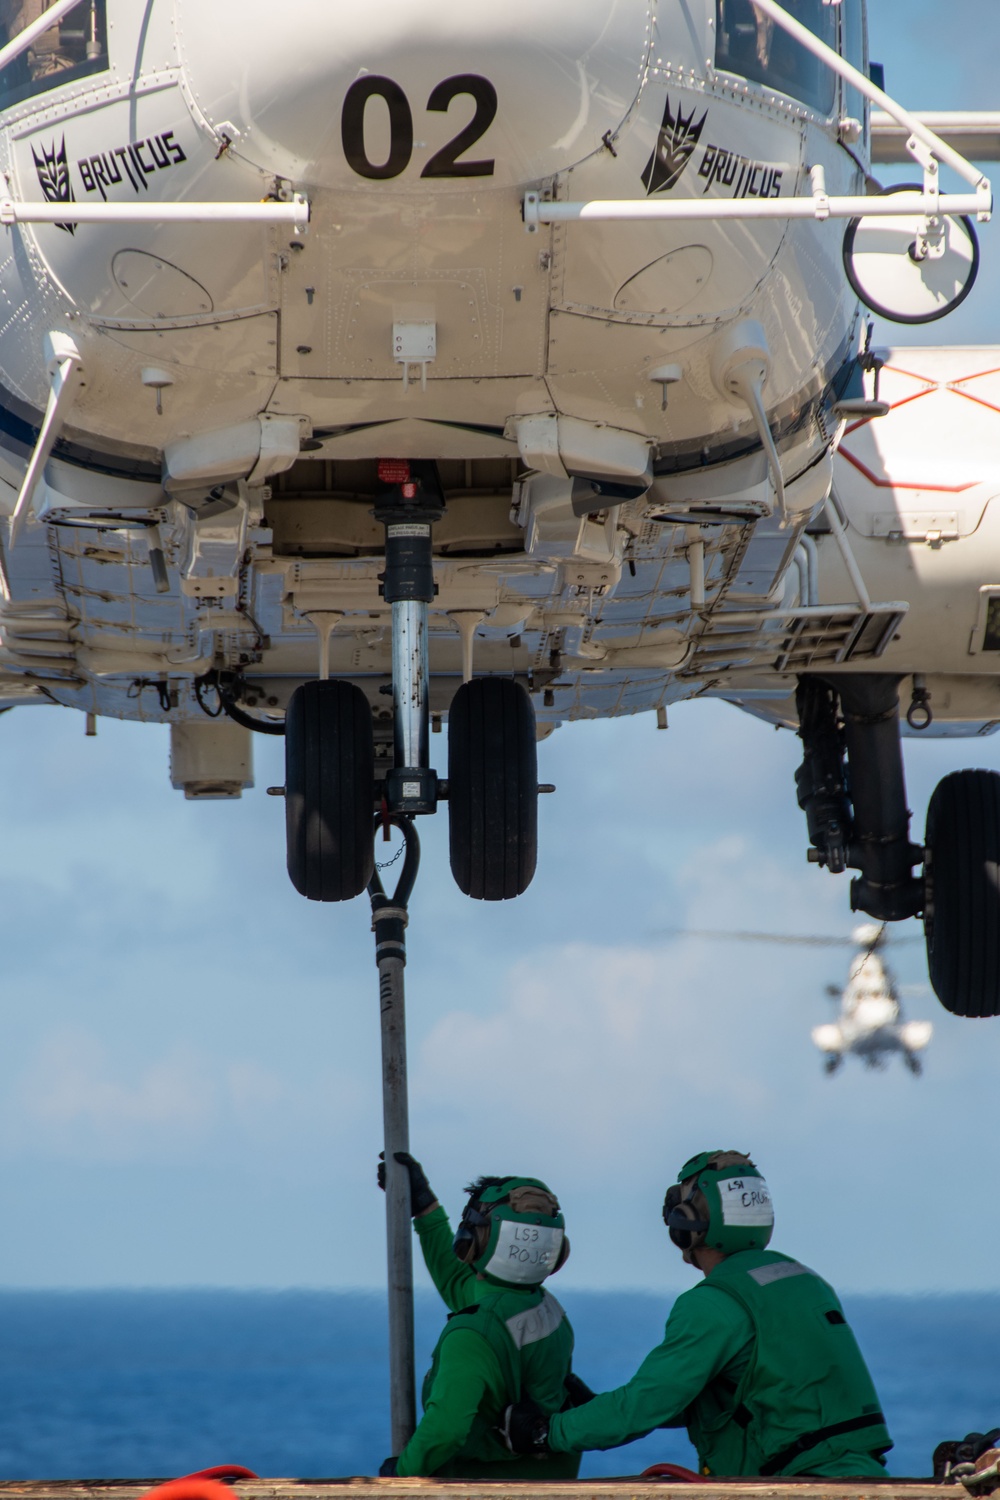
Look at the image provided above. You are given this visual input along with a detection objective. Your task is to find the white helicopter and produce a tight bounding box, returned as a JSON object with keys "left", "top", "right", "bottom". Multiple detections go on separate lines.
{"left": 658, "top": 920, "right": 933, "bottom": 1073}
{"left": 0, "top": 1, "right": 998, "bottom": 1017}
{"left": 811, "top": 922, "right": 933, "bottom": 1076}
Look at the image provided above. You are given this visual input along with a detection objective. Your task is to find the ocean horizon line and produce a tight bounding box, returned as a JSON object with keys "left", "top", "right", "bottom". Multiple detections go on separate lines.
{"left": 0, "top": 1283, "right": 995, "bottom": 1298}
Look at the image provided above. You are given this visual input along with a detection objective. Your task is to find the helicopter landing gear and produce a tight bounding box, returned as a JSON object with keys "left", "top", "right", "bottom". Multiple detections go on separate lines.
{"left": 284, "top": 459, "right": 442, "bottom": 903}
{"left": 284, "top": 460, "right": 541, "bottom": 903}
{"left": 285, "top": 678, "right": 376, "bottom": 901}
{"left": 795, "top": 674, "right": 923, "bottom": 922}
{"left": 448, "top": 676, "right": 538, "bottom": 900}
{"left": 924, "top": 769, "right": 1000, "bottom": 1018}
{"left": 797, "top": 677, "right": 1000, "bottom": 1017}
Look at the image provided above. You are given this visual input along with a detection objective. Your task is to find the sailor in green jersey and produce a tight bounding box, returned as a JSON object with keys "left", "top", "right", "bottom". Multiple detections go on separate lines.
{"left": 377, "top": 1152, "right": 589, "bottom": 1479}
{"left": 503, "top": 1150, "right": 892, "bottom": 1479}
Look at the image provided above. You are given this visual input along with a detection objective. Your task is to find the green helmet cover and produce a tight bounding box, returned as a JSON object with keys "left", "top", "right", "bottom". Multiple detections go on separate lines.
{"left": 470, "top": 1176, "right": 566, "bottom": 1287}
{"left": 676, "top": 1149, "right": 774, "bottom": 1255}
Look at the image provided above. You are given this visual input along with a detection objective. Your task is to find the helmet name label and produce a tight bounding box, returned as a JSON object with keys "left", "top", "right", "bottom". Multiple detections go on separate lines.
{"left": 718, "top": 1175, "right": 773, "bottom": 1227}
{"left": 484, "top": 1219, "right": 565, "bottom": 1285}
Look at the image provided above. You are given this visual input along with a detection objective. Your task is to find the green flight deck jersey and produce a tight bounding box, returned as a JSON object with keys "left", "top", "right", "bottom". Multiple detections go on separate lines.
{"left": 548, "top": 1249, "right": 891, "bottom": 1478}
{"left": 395, "top": 1205, "right": 580, "bottom": 1479}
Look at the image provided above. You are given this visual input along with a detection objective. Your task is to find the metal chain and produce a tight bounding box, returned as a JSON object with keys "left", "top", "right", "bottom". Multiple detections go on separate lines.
{"left": 376, "top": 841, "right": 405, "bottom": 872}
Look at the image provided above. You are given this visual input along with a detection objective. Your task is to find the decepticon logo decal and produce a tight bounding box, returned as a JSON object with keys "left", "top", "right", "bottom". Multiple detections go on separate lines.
{"left": 31, "top": 136, "right": 75, "bottom": 234}
{"left": 641, "top": 95, "right": 708, "bottom": 195}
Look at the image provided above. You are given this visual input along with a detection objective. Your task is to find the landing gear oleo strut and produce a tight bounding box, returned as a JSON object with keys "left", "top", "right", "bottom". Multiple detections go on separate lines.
{"left": 373, "top": 461, "right": 443, "bottom": 819}
{"left": 284, "top": 459, "right": 541, "bottom": 903}
{"left": 795, "top": 673, "right": 1000, "bottom": 1019}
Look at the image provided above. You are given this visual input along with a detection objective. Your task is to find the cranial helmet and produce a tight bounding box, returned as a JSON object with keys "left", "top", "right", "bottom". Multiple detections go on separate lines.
{"left": 453, "top": 1175, "right": 569, "bottom": 1287}
{"left": 662, "top": 1150, "right": 773, "bottom": 1263}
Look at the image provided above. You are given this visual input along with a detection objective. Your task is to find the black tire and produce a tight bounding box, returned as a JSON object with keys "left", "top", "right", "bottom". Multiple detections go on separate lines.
{"left": 924, "top": 768, "right": 1000, "bottom": 1017}
{"left": 285, "top": 680, "right": 375, "bottom": 901}
{"left": 448, "top": 677, "right": 538, "bottom": 901}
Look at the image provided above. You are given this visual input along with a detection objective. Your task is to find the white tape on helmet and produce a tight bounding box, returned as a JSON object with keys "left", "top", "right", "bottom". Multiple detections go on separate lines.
{"left": 718, "top": 1175, "right": 773, "bottom": 1227}
{"left": 483, "top": 1219, "right": 565, "bottom": 1284}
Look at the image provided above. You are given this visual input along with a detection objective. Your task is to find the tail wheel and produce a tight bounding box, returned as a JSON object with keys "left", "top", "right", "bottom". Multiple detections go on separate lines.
{"left": 448, "top": 677, "right": 538, "bottom": 901}
{"left": 285, "top": 680, "right": 375, "bottom": 901}
{"left": 924, "top": 768, "right": 1000, "bottom": 1017}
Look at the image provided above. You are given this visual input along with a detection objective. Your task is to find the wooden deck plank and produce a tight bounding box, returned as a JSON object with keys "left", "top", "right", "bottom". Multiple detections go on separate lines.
{"left": 0, "top": 1482, "right": 961, "bottom": 1499}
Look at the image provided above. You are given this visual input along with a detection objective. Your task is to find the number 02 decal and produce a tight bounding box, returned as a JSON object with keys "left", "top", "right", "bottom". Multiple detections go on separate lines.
{"left": 341, "top": 74, "right": 497, "bottom": 180}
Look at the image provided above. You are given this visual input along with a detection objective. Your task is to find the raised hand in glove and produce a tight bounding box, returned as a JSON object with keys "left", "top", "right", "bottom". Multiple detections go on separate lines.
{"left": 500, "top": 1396, "right": 551, "bottom": 1455}
{"left": 378, "top": 1457, "right": 399, "bottom": 1477}
{"left": 377, "top": 1150, "right": 439, "bottom": 1217}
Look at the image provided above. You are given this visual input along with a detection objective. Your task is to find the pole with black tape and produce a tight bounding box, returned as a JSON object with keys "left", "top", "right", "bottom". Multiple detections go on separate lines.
{"left": 368, "top": 815, "right": 421, "bottom": 1454}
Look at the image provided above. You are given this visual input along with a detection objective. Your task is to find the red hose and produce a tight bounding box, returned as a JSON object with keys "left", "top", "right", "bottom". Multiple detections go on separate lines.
{"left": 136, "top": 1472, "right": 257, "bottom": 1500}
{"left": 181, "top": 1472, "right": 258, "bottom": 1484}
{"left": 641, "top": 1463, "right": 712, "bottom": 1482}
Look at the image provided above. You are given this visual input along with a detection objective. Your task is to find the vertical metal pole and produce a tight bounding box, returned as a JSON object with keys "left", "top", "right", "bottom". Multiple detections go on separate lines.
{"left": 369, "top": 819, "right": 421, "bottom": 1457}
{"left": 378, "top": 948, "right": 417, "bottom": 1453}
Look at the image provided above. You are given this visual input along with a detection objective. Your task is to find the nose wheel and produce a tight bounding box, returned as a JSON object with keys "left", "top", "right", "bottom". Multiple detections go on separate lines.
{"left": 448, "top": 676, "right": 539, "bottom": 900}
{"left": 285, "top": 679, "right": 376, "bottom": 901}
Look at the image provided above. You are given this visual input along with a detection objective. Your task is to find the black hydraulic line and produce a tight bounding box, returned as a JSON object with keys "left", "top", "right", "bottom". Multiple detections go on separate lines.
{"left": 368, "top": 815, "right": 421, "bottom": 1454}
{"left": 194, "top": 671, "right": 286, "bottom": 735}
{"left": 219, "top": 693, "right": 286, "bottom": 736}
{"left": 795, "top": 678, "right": 851, "bottom": 875}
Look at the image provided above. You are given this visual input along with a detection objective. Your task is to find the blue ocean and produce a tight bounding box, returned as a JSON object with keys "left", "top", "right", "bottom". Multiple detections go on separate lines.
{"left": 0, "top": 1291, "right": 995, "bottom": 1481}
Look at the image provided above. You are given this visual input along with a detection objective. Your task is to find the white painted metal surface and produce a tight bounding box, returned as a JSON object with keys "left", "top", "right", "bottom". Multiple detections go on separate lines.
{"left": 872, "top": 112, "right": 1000, "bottom": 164}
{"left": 0, "top": 198, "right": 309, "bottom": 225}
{"left": 0, "top": 0, "right": 990, "bottom": 773}
{"left": 524, "top": 190, "right": 985, "bottom": 224}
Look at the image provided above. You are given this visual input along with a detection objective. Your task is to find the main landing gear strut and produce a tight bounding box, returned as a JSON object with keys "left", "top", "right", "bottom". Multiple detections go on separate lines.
{"left": 795, "top": 673, "right": 1000, "bottom": 1018}
{"left": 284, "top": 459, "right": 539, "bottom": 903}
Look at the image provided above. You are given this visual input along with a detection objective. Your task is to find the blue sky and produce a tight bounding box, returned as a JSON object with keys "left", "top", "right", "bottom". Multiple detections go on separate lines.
{"left": 0, "top": 0, "right": 998, "bottom": 1296}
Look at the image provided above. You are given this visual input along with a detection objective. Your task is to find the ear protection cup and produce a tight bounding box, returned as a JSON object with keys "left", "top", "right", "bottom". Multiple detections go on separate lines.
{"left": 667, "top": 1199, "right": 709, "bottom": 1251}
{"left": 553, "top": 1234, "right": 570, "bottom": 1273}
{"left": 662, "top": 1181, "right": 709, "bottom": 1251}
{"left": 452, "top": 1201, "right": 492, "bottom": 1265}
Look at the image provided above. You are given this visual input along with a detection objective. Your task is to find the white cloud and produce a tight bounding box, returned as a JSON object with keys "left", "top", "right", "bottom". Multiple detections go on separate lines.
{"left": 6, "top": 1030, "right": 213, "bottom": 1156}
{"left": 1, "top": 1029, "right": 307, "bottom": 1162}
{"left": 415, "top": 936, "right": 777, "bottom": 1161}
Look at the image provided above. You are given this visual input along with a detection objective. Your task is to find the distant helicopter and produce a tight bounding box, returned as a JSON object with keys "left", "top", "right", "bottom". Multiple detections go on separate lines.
{"left": 655, "top": 922, "right": 932, "bottom": 1075}
{"left": 810, "top": 923, "right": 932, "bottom": 1076}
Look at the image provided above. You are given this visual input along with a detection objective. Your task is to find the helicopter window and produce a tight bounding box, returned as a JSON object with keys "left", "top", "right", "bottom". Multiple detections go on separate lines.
{"left": 0, "top": 0, "right": 108, "bottom": 110}
{"left": 715, "top": 0, "right": 837, "bottom": 116}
